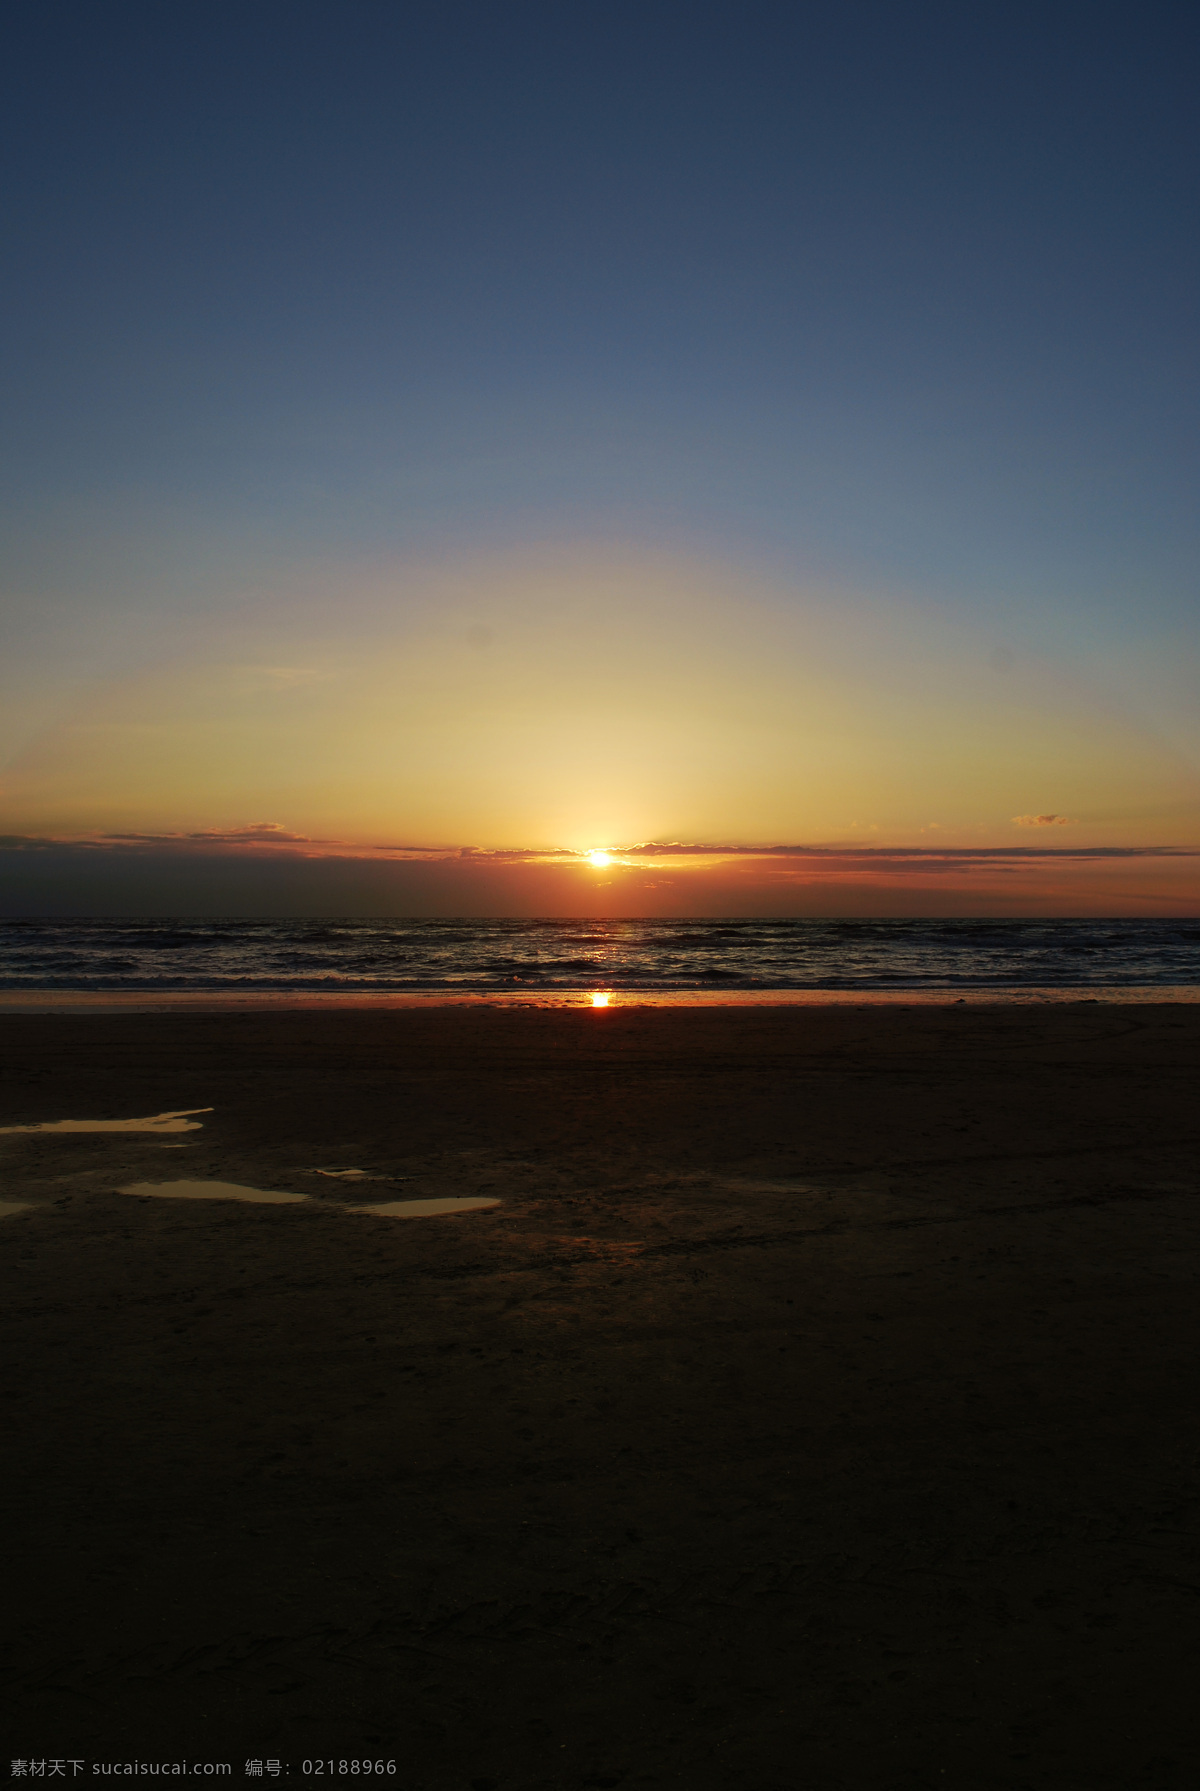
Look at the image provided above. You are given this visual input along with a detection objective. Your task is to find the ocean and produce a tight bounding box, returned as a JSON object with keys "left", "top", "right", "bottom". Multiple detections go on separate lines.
{"left": 1, "top": 915, "right": 1198, "bottom": 994}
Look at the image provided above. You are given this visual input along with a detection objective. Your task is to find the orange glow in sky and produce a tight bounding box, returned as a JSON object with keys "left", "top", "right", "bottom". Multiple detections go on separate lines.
{"left": 3, "top": 544, "right": 1198, "bottom": 915}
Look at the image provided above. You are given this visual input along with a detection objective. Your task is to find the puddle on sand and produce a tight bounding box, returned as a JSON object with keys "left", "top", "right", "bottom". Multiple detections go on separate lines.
{"left": 350, "top": 1196, "right": 501, "bottom": 1217}
{"left": 119, "top": 1180, "right": 307, "bottom": 1205}
{"left": 115, "top": 1181, "right": 500, "bottom": 1215}
{"left": 0, "top": 1108, "right": 212, "bottom": 1136}
{"left": 308, "top": 1167, "right": 383, "bottom": 1181}
{"left": 0, "top": 1200, "right": 36, "bottom": 1218}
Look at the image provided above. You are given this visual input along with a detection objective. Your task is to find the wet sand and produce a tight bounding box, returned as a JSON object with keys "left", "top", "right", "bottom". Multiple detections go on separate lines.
{"left": 2, "top": 1003, "right": 1198, "bottom": 1788}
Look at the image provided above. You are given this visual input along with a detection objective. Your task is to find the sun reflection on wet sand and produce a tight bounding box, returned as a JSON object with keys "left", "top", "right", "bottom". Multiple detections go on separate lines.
{"left": 0, "top": 1108, "right": 213, "bottom": 1135}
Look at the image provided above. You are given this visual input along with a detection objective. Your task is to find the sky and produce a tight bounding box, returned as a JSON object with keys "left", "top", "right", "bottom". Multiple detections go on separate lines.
{"left": 2, "top": 0, "right": 1198, "bottom": 915}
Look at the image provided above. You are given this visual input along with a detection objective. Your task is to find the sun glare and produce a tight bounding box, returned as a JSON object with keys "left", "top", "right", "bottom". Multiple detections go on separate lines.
{"left": 586, "top": 849, "right": 613, "bottom": 867}
{"left": 591, "top": 993, "right": 611, "bottom": 1008}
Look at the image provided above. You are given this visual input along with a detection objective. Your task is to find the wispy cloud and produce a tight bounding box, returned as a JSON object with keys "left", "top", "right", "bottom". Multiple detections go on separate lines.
{"left": 595, "top": 841, "right": 1186, "bottom": 863}
{"left": 232, "top": 666, "right": 334, "bottom": 691}
{"left": 1013, "top": 814, "right": 1070, "bottom": 827}
{"left": 2, "top": 832, "right": 1195, "bottom": 869}
{"left": 101, "top": 823, "right": 318, "bottom": 845}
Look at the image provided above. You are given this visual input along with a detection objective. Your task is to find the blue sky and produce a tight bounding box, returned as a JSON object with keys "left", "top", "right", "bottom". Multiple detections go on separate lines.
{"left": 2, "top": 1, "right": 1198, "bottom": 911}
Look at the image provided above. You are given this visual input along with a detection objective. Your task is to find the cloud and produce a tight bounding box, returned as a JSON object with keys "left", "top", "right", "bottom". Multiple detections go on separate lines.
{"left": 190, "top": 824, "right": 314, "bottom": 842}
{"left": 101, "top": 823, "right": 316, "bottom": 845}
{"left": 1013, "top": 814, "right": 1070, "bottom": 827}
{"left": 234, "top": 667, "right": 333, "bottom": 691}
{"left": 3, "top": 835, "right": 1198, "bottom": 918}
{"left": 3, "top": 832, "right": 1195, "bottom": 874}
{"left": 604, "top": 840, "right": 1182, "bottom": 862}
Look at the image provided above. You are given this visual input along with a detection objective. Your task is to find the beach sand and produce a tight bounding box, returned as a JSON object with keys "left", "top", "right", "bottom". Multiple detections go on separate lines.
{"left": 2, "top": 1003, "right": 1198, "bottom": 1788}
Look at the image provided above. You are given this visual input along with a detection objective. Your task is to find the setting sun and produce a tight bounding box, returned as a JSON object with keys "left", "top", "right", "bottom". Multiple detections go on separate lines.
{"left": 591, "top": 992, "right": 611, "bottom": 1007}
{"left": 586, "top": 850, "right": 613, "bottom": 867}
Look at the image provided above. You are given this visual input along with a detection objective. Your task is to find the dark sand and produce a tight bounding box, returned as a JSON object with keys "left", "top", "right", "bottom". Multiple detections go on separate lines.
{"left": 2, "top": 1004, "right": 1198, "bottom": 1788}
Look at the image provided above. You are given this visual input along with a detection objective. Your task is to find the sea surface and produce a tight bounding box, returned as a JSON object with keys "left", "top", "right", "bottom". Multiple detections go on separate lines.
{"left": 1, "top": 916, "right": 1198, "bottom": 993}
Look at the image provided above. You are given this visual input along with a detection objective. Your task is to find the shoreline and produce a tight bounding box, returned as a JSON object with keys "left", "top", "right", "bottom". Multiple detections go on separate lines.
{"left": 1, "top": 980, "right": 1198, "bottom": 1010}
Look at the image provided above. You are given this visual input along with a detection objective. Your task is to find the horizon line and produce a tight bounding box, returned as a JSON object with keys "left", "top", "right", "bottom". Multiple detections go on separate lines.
{"left": 3, "top": 833, "right": 1198, "bottom": 865}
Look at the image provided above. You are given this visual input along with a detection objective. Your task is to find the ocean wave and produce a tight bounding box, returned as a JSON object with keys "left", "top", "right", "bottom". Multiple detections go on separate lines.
{"left": 1, "top": 917, "right": 1198, "bottom": 991}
